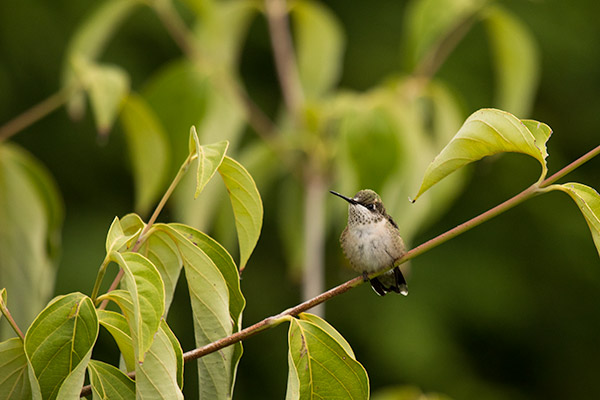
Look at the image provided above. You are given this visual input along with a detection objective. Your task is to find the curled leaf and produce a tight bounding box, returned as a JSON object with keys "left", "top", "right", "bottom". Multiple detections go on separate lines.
{"left": 413, "top": 108, "right": 551, "bottom": 201}
{"left": 188, "top": 128, "right": 229, "bottom": 199}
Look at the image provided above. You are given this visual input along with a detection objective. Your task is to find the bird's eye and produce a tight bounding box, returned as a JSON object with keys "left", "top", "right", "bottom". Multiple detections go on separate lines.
{"left": 366, "top": 204, "right": 375, "bottom": 211}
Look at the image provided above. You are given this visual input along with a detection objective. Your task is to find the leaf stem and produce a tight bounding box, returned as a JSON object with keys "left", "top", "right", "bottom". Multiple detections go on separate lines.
{"left": 0, "top": 298, "right": 25, "bottom": 341}
{"left": 0, "top": 89, "right": 69, "bottom": 142}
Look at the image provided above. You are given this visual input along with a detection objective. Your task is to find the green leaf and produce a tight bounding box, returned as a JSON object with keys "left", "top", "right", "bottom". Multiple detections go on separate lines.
{"left": 286, "top": 315, "right": 369, "bottom": 400}
{"left": 136, "top": 321, "right": 183, "bottom": 399}
{"left": 0, "top": 143, "right": 63, "bottom": 341}
{"left": 291, "top": 0, "right": 344, "bottom": 98}
{"left": 188, "top": 130, "right": 229, "bottom": 198}
{"left": 99, "top": 252, "right": 164, "bottom": 362}
{"left": 485, "top": 5, "right": 539, "bottom": 116}
{"left": 138, "top": 230, "right": 182, "bottom": 314}
{"left": 297, "top": 313, "right": 355, "bottom": 358}
{"left": 87, "top": 359, "right": 135, "bottom": 400}
{"left": 62, "top": 0, "right": 140, "bottom": 120}
{"left": 105, "top": 216, "right": 142, "bottom": 254}
{"left": 413, "top": 108, "right": 551, "bottom": 201}
{"left": 0, "top": 337, "right": 31, "bottom": 400}
{"left": 72, "top": 58, "right": 130, "bottom": 135}
{"left": 120, "top": 94, "right": 171, "bottom": 216}
{"left": 97, "top": 310, "right": 135, "bottom": 373}
{"left": 24, "top": 293, "right": 99, "bottom": 400}
{"left": 218, "top": 156, "right": 263, "bottom": 271}
{"left": 156, "top": 224, "right": 236, "bottom": 399}
{"left": 0, "top": 288, "right": 6, "bottom": 324}
{"left": 552, "top": 183, "right": 600, "bottom": 257}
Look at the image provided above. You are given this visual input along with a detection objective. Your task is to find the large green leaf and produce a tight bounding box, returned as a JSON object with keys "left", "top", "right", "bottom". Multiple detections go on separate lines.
{"left": 87, "top": 360, "right": 135, "bottom": 400}
{"left": 552, "top": 183, "right": 600, "bottom": 257}
{"left": 0, "top": 338, "right": 31, "bottom": 400}
{"left": 24, "top": 293, "right": 98, "bottom": 400}
{"left": 99, "top": 252, "right": 164, "bottom": 362}
{"left": 136, "top": 321, "right": 183, "bottom": 399}
{"left": 97, "top": 310, "right": 135, "bottom": 372}
{"left": 156, "top": 224, "right": 236, "bottom": 400}
{"left": 485, "top": 5, "right": 539, "bottom": 116}
{"left": 188, "top": 129, "right": 229, "bottom": 198}
{"left": 413, "top": 108, "right": 552, "bottom": 201}
{"left": 120, "top": 94, "right": 171, "bottom": 216}
{"left": 62, "top": 0, "right": 140, "bottom": 120}
{"left": 291, "top": 0, "right": 344, "bottom": 98}
{"left": 0, "top": 143, "right": 63, "bottom": 341}
{"left": 218, "top": 156, "right": 263, "bottom": 271}
{"left": 286, "top": 314, "right": 369, "bottom": 400}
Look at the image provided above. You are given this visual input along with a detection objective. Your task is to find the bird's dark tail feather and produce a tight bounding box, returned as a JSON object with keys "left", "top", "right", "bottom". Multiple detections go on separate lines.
{"left": 370, "top": 267, "right": 408, "bottom": 296}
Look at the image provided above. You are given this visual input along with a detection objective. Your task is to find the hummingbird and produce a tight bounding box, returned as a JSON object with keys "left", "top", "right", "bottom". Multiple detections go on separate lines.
{"left": 331, "top": 189, "right": 408, "bottom": 296}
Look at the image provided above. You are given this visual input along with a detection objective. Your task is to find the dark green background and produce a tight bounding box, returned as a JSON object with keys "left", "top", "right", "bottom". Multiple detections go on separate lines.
{"left": 1, "top": 0, "right": 599, "bottom": 399}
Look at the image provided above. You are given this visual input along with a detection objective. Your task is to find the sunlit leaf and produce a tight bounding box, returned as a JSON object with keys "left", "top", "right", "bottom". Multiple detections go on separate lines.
{"left": 105, "top": 216, "right": 141, "bottom": 254}
{"left": 218, "top": 156, "right": 263, "bottom": 271}
{"left": 100, "top": 252, "right": 164, "bottom": 362}
{"left": 0, "top": 338, "right": 31, "bottom": 400}
{"left": 24, "top": 293, "right": 98, "bottom": 400}
{"left": 188, "top": 130, "right": 229, "bottom": 198}
{"left": 552, "top": 183, "right": 600, "bottom": 257}
{"left": 62, "top": 0, "right": 140, "bottom": 120}
{"left": 485, "top": 5, "right": 539, "bottom": 116}
{"left": 0, "top": 143, "right": 63, "bottom": 341}
{"left": 156, "top": 224, "right": 236, "bottom": 399}
{"left": 286, "top": 315, "right": 369, "bottom": 400}
{"left": 136, "top": 321, "right": 183, "bottom": 399}
{"left": 297, "top": 313, "right": 355, "bottom": 358}
{"left": 413, "top": 108, "right": 551, "bottom": 201}
{"left": 87, "top": 359, "right": 135, "bottom": 400}
{"left": 97, "top": 310, "right": 135, "bottom": 372}
{"left": 291, "top": 0, "right": 344, "bottom": 98}
{"left": 120, "top": 94, "right": 171, "bottom": 216}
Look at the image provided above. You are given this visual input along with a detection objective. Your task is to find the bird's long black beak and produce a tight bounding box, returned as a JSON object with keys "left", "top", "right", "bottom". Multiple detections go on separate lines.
{"left": 329, "top": 190, "right": 358, "bottom": 205}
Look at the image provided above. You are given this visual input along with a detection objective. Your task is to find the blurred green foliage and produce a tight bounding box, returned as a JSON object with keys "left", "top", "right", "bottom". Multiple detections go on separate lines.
{"left": 1, "top": 0, "right": 599, "bottom": 399}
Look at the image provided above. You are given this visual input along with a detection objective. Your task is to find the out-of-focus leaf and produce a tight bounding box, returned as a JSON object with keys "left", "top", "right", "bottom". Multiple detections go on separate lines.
{"left": 156, "top": 224, "right": 236, "bottom": 399}
{"left": 120, "top": 94, "right": 170, "bottom": 216}
{"left": 72, "top": 58, "right": 130, "bottom": 135}
{"left": 0, "top": 143, "right": 63, "bottom": 341}
{"left": 291, "top": 0, "right": 344, "bottom": 98}
{"left": 100, "top": 252, "right": 164, "bottom": 362}
{"left": 218, "top": 156, "right": 263, "bottom": 271}
{"left": 138, "top": 230, "right": 182, "bottom": 314}
{"left": 105, "top": 216, "right": 141, "bottom": 254}
{"left": 62, "top": 0, "right": 140, "bottom": 120}
{"left": 24, "top": 293, "right": 98, "bottom": 400}
{"left": 87, "top": 359, "right": 135, "bottom": 400}
{"left": 413, "top": 108, "right": 551, "bottom": 201}
{"left": 403, "top": 0, "right": 485, "bottom": 70}
{"left": 371, "top": 385, "right": 453, "bottom": 400}
{"left": 0, "top": 338, "right": 31, "bottom": 400}
{"left": 285, "top": 315, "right": 369, "bottom": 400}
{"left": 552, "top": 183, "right": 600, "bottom": 257}
{"left": 188, "top": 129, "right": 229, "bottom": 198}
{"left": 485, "top": 5, "right": 539, "bottom": 116}
{"left": 136, "top": 321, "right": 183, "bottom": 399}
{"left": 97, "top": 310, "right": 135, "bottom": 372}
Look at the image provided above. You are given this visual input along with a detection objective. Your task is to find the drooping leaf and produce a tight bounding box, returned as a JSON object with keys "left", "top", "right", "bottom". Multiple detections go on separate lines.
{"left": 286, "top": 315, "right": 369, "bottom": 400}
{"left": 138, "top": 229, "right": 182, "bottom": 314}
{"left": 413, "top": 108, "right": 551, "bottom": 201}
{"left": 97, "top": 310, "right": 135, "bottom": 373}
{"left": 0, "top": 338, "right": 31, "bottom": 400}
{"left": 99, "top": 252, "right": 164, "bottom": 362}
{"left": 552, "top": 183, "right": 600, "bottom": 257}
{"left": 291, "top": 0, "right": 344, "bottom": 98}
{"left": 0, "top": 143, "right": 63, "bottom": 341}
{"left": 188, "top": 130, "right": 229, "bottom": 198}
{"left": 485, "top": 5, "right": 539, "bottom": 116}
{"left": 156, "top": 224, "right": 236, "bottom": 400}
{"left": 61, "top": 0, "right": 140, "bottom": 120}
{"left": 87, "top": 359, "right": 135, "bottom": 400}
{"left": 136, "top": 320, "right": 183, "bottom": 399}
{"left": 218, "top": 156, "right": 263, "bottom": 271}
{"left": 120, "top": 94, "right": 171, "bottom": 215}
{"left": 24, "top": 293, "right": 98, "bottom": 400}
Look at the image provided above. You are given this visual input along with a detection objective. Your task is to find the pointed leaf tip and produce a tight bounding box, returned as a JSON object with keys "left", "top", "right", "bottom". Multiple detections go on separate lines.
{"left": 413, "top": 108, "right": 552, "bottom": 201}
